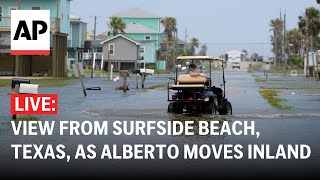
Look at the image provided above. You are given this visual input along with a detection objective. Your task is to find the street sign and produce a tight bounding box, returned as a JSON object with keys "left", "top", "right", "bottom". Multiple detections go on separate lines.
{"left": 72, "top": 62, "right": 84, "bottom": 77}
{"left": 263, "top": 64, "right": 270, "bottom": 70}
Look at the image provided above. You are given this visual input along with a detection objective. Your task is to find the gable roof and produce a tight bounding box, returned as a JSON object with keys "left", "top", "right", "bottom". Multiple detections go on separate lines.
{"left": 160, "top": 36, "right": 186, "bottom": 45}
{"left": 95, "top": 32, "right": 108, "bottom": 40}
{"left": 100, "top": 34, "right": 140, "bottom": 45}
{"left": 113, "top": 8, "right": 161, "bottom": 18}
{"left": 225, "top": 50, "right": 247, "bottom": 55}
{"left": 70, "top": 14, "right": 86, "bottom": 23}
{"left": 92, "top": 40, "right": 103, "bottom": 47}
{"left": 125, "top": 22, "right": 159, "bottom": 34}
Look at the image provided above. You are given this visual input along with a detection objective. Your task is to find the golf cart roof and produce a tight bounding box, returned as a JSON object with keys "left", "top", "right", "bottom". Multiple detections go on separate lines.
{"left": 176, "top": 56, "right": 224, "bottom": 61}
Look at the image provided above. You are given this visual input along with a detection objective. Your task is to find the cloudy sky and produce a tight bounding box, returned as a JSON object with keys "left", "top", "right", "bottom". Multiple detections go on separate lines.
{"left": 71, "top": 0, "right": 319, "bottom": 57}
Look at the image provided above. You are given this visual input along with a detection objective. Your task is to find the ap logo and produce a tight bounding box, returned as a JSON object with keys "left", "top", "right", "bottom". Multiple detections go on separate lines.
{"left": 11, "top": 10, "right": 50, "bottom": 55}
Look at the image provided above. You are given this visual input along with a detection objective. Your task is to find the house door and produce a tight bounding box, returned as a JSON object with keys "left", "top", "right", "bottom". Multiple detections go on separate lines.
{"left": 8, "top": 7, "right": 17, "bottom": 26}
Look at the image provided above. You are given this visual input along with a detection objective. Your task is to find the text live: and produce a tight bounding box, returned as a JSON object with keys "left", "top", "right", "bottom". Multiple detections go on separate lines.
{"left": 11, "top": 94, "right": 58, "bottom": 115}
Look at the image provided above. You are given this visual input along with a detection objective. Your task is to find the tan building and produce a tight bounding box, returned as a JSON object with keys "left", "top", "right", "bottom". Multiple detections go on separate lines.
{"left": 0, "top": 0, "right": 69, "bottom": 77}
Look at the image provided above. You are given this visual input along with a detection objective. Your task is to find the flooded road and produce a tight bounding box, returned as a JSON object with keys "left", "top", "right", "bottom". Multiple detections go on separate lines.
{"left": 0, "top": 71, "right": 319, "bottom": 178}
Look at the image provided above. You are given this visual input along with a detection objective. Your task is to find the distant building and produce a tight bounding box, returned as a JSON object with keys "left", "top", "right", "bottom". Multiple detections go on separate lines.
{"left": 67, "top": 14, "right": 87, "bottom": 69}
{"left": 304, "top": 51, "right": 320, "bottom": 77}
{"left": 109, "top": 8, "right": 165, "bottom": 70}
{"left": 0, "top": 0, "right": 71, "bottom": 77}
{"left": 101, "top": 34, "right": 140, "bottom": 71}
{"left": 94, "top": 32, "right": 108, "bottom": 41}
{"left": 82, "top": 39, "right": 103, "bottom": 70}
{"left": 224, "top": 50, "right": 247, "bottom": 62}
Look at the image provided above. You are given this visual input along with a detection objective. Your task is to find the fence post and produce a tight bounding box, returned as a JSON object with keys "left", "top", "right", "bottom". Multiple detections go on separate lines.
{"left": 12, "top": 84, "right": 20, "bottom": 120}
{"left": 119, "top": 70, "right": 129, "bottom": 92}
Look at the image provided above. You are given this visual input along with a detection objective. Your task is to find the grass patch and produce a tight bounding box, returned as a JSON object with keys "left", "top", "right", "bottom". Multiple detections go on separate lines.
{"left": 255, "top": 78, "right": 267, "bottom": 82}
{"left": 0, "top": 78, "right": 72, "bottom": 88}
{"left": 261, "top": 87, "right": 320, "bottom": 91}
{"left": 269, "top": 68, "right": 304, "bottom": 74}
{"left": 259, "top": 89, "right": 293, "bottom": 110}
{"left": 82, "top": 69, "right": 109, "bottom": 73}
{"left": 247, "top": 62, "right": 263, "bottom": 73}
{"left": 155, "top": 69, "right": 172, "bottom": 74}
{"left": 251, "top": 63, "right": 263, "bottom": 69}
{"left": 32, "top": 78, "right": 71, "bottom": 87}
{"left": 252, "top": 75, "right": 267, "bottom": 82}
{"left": 0, "top": 79, "right": 11, "bottom": 87}
{"left": 146, "top": 84, "right": 166, "bottom": 89}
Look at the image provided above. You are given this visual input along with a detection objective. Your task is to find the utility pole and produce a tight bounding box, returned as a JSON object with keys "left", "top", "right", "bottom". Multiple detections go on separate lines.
{"left": 306, "top": 16, "right": 310, "bottom": 77}
{"left": 280, "top": 10, "right": 283, "bottom": 66}
{"left": 283, "top": 11, "right": 287, "bottom": 69}
{"left": 185, "top": 28, "right": 188, "bottom": 44}
{"left": 93, "top": 16, "right": 97, "bottom": 40}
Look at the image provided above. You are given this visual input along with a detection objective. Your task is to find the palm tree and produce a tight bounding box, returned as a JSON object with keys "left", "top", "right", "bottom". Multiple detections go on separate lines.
{"left": 161, "top": 17, "right": 177, "bottom": 42}
{"left": 107, "top": 16, "right": 126, "bottom": 37}
{"left": 189, "top": 37, "right": 199, "bottom": 55}
{"left": 298, "top": 7, "right": 320, "bottom": 49}
{"left": 298, "top": 7, "right": 320, "bottom": 77}
{"left": 270, "top": 18, "right": 283, "bottom": 64}
{"left": 198, "top": 44, "right": 207, "bottom": 56}
{"left": 161, "top": 17, "right": 177, "bottom": 69}
{"left": 286, "top": 28, "right": 303, "bottom": 54}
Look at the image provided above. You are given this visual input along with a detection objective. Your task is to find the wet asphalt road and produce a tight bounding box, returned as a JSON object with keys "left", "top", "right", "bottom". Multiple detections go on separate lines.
{"left": 0, "top": 71, "right": 319, "bottom": 178}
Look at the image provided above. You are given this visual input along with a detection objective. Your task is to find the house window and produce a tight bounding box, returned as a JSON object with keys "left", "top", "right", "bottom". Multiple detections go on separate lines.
{"left": 109, "top": 44, "right": 114, "bottom": 55}
{"left": 0, "top": 7, "right": 2, "bottom": 22}
{"left": 140, "top": 47, "right": 145, "bottom": 54}
{"left": 141, "top": 56, "right": 144, "bottom": 60}
{"left": 145, "top": 36, "right": 151, "bottom": 40}
{"left": 97, "top": 47, "right": 103, "bottom": 53}
{"left": 32, "top": 7, "right": 41, "bottom": 10}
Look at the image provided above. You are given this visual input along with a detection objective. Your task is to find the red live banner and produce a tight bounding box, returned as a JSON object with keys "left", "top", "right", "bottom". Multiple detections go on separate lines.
{"left": 10, "top": 94, "right": 58, "bottom": 115}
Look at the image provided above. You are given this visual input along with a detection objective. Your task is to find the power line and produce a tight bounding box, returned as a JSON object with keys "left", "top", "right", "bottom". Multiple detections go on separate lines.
{"left": 200, "top": 42, "right": 272, "bottom": 45}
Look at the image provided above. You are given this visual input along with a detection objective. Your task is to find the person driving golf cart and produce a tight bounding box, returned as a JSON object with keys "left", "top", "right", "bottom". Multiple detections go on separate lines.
{"left": 187, "top": 64, "right": 207, "bottom": 77}
{"left": 187, "top": 63, "right": 209, "bottom": 86}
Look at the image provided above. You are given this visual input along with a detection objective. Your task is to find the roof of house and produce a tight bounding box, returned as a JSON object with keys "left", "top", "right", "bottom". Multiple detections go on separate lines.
{"left": 100, "top": 34, "right": 140, "bottom": 45}
{"left": 124, "top": 22, "right": 159, "bottom": 34}
{"left": 160, "top": 36, "right": 186, "bottom": 45}
{"left": 70, "top": 14, "right": 86, "bottom": 23}
{"left": 225, "top": 50, "right": 247, "bottom": 55}
{"left": 113, "top": 8, "right": 161, "bottom": 18}
{"left": 92, "top": 40, "right": 103, "bottom": 47}
{"left": 95, "top": 32, "right": 108, "bottom": 40}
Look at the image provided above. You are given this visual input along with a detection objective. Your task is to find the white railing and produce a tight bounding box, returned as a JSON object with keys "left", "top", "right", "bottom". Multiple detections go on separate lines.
{"left": 83, "top": 52, "right": 103, "bottom": 60}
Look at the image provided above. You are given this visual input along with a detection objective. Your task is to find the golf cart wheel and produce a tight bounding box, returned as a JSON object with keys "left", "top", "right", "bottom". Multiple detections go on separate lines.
{"left": 219, "top": 101, "right": 232, "bottom": 115}
{"left": 168, "top": 102, "right": 183, "bottom": 114}
{"left": 204, "top": 102, "right": 216, "bottom": 115}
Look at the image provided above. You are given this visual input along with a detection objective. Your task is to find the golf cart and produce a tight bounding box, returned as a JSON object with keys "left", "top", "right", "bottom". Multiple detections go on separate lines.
{"left": 167, "top": 56, "right": 232, "bottom": 115}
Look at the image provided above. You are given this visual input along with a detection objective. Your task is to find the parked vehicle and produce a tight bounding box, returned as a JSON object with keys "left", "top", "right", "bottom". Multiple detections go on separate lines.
{"left": 232, "top": 62, "right": 240, "bottom": 69}
{"left": 167, "top": 56, "right": 232, "bottom": 115}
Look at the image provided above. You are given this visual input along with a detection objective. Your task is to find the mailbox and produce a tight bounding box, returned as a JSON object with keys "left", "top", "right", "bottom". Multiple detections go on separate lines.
{"left": 11, "top": 78, "right": 30, "bottom": 89}
{"left": 119, "top": 70, "right": 129, "bottom": 77}
{"left": 19, "top": 83, "right": 39, "bottom": 94}
{"left": 140, "top": 69, "right": 154, "bottom": 75}
{"left": 132, "top": 69, "right": 140, "bottom": 74}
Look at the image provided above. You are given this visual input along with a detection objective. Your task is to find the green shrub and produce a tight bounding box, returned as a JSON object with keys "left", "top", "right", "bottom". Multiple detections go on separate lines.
{"left": 288, "top": 54, "right": 304, "bottom": 69}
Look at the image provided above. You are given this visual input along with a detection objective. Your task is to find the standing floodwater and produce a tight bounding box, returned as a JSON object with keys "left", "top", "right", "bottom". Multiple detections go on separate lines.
{"left": 0, "top": 71, "right": 319, "bottom": 178}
